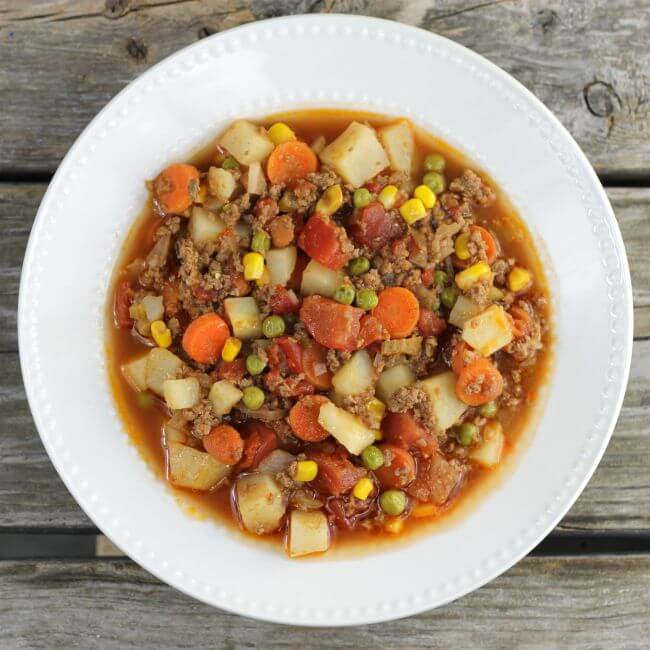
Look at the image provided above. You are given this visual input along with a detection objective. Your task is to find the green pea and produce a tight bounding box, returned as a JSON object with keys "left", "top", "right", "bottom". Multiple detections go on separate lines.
{"left": 242, "top": 386, "right": 265, "bottom": 410}
{"left": 424, "top": 153, "right": 446, "bottom": 172}
{"left": 434, "top": 270, "right": 448, "bottom": 288}
{"left": 479, "top": 401, "right": 499, "bottom": 418}
{"left": 457, "top": 422, "right": 478, "bottom": 447}
{"left": 379, "top": 489, "right": 407, "bottom": 516}
{"left": 334, "top": 284, "right": 355, "bottom": 305}
{"left": 361, "top": 445, "right": 385, "bottom": 471}
{"left": 353, "top": 188, "right": 372, "bottom": 209}
{"left": 278, "top": 191, "right": 297, "bottom": 213}
{"left": 251, "top": 230, "right": 271, "bottom": 253}
{"left": 246, "top": 353, "right": 267, "bottom": 376}
{"left": 222, "top": 156, "right": 239, "bottom": 170}
{"left": 423, "top": 171, "right": 446, "bottom": 194}
{"left": 440, "top": 285, "right": 458, "bottom": 310}
{"left": 262, "top": 315, "right": 286, "bottom": 338}
{"left": 356, "top": 288, "right": 378, "bottom": 311}
{"left": 136, "top": 392, "right": 155, "bottom": 409}
{"left": 349, "top": 256, "right": 370, "bottom": 276}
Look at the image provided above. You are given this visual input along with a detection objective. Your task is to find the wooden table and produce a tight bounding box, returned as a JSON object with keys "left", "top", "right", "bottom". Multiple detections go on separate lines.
{"left": 1, "top": 1, "right": 649, "bottom": 646}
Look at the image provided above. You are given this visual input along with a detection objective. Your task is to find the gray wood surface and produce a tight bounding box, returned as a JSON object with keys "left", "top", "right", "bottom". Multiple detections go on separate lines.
{"left": 1, "top": 555, "right": 648, "bottom": 647}
{"left": 1, "top": 0, "right": 649, "bottom": 177}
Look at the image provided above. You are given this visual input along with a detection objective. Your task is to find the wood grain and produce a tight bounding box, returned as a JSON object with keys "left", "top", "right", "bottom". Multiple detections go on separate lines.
{"left": 0, "top": 1, "right": 649, "bottom": 176}
{"left": 0, "top": 556, "right": 648, "bottom": 647}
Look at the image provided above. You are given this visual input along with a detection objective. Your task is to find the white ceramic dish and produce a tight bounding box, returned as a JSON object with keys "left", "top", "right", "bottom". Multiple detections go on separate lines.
{"left": 19, "top": 15, "right": 632, "bottom": 625}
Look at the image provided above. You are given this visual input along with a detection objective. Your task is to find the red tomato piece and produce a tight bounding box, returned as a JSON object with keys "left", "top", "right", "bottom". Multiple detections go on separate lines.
{"left": 215, "top": 358, "right": 247, "bottom": 383}
{"left": 348, "top": 202, "right": 402, "bottom": 250}
{"left": 270, "top": 286, "right": 300, "bottom": 314}
{"left": 270, "top": 336, "right": 303, "bottom": 374}
{"left": 298, "top": 214, "right": 351, "bottom": 270}
{"left": 299, "top": 296, "right": 364, "bottom": 351}
{"left": 418, "top": 308, "right": 447, "bottom": 337}
{"left": 238, "top": 422, "right": 277, "bottom": 470}
{"left": 113, "top": 279, "right": 134, "bottom": 329}
{"left": 301, "top": 341, "right": 333, "bottom": 389}
{"left": 308, "top": 446, "right": 366, "bottom": 496}
{"left": 381, "top": 412, "right": 438, "bottom": 458}
{"left": 359, "top": 314, "right": 388, "bottom": 347}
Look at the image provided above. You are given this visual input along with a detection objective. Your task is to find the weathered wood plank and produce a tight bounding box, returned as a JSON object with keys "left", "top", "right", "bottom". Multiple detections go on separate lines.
{"left": 0, "top": 1, "right": 649, "bottom": 175}
{"left": 0, "top": 556, "right": 647, "bottom": 647}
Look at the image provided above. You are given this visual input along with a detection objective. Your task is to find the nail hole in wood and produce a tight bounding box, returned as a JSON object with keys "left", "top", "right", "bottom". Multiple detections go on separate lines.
{"left": 127, "top": 38, "right": 148, "bottom": 62}
{"left": 105, "top": 0, "right": 130, "bottom": 19}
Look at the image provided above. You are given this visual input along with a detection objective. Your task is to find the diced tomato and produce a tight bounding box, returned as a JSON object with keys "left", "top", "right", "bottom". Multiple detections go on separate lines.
{"left": 308, "top": 446, "right": 366, "bottom": 496}
{"left": 113, "top": 279, "right": 134, "bottom": 329}
{"left": 421, "top": 267, "right": 436, "bottom": 287}
{"left": 418, "top": 308, "right": 447, "bottom": 337}
{"left": 269, "top": 336, "right": 303, "bottom": 374}
{"left": 298, "top": 214, "right": 351, "bottom": 270}
{"left": 301, "top": 340, "right": 333, "bottom": 389}
{"left": 363, "top": 180, "right": 384, "bottom": 194}
{"left": 215, "top": 358, "right": 247, "bottom": 383}
{"left": 359, "top": 314, "right": 387, "bottom": 347}
{"left": 238, "top": 422, "right": 277, "bottom": 470}
{"left": 265, "top": 369, "right": 315, "bottom": 397}
{"left": 299, "top": 296, "right": 364, "bottom": 351}
{"left": 193, "top": 285, "right": 214, "bottom": 303}
{"left": 270, "top": 286, "right": 300, "bottom": 315}
{"left": 382, "top": 412, "right": 438, "bottom": 458}
{"left": 348, "top": 202, "right": 402, "bottom": 251}
{"left": 162, "top": 281, "right": 181, "bottom": 318}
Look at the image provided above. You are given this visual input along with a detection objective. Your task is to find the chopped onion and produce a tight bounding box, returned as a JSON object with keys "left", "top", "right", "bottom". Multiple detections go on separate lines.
{"left": 258, "top": 449, "right": 296, "bottom": 474}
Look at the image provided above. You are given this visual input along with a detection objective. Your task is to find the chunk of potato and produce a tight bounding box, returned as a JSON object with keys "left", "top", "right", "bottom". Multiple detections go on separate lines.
{"left": 378, "top": 120, "right": 414, "bottom": 173}
{"left": 145, "top": 348, "right": 184, "bottom": 396}
{"left": 418, "top": 371, "right": 468, "bottom": 431}
{"left": 224, "top": 296, "right": 262, "bottom": 339}
{"left": 209, "top": 380, "right": 243, "bottom": 415}
{"left": 462, "top": 304, "right": 513, "bottom": 356}
{"left": 235, "top": 473, "right": 286, "bottom": 535}
{"left": 448, "top": 294, "right": 482, "bottom": 328}
{"left": 163, "top": 377, "right": 201, "bottom": 410}
{"left": 380, "top": 336, "right": 422, "bottom": 356}
{"left": 266, "top": 246, "right": 297, "bottom": 286}
{"left": 317, "top": 402, "right": 375, "bottom": 455}
{"left": 121, "top": 355, "right": 148, "bottom": 392}
{"left": 288, "top": 510, "right": 330, "bottom": 557}
{"left": 167, "top": 443, "right": 230, "bottom": 491}
{"left": 218, "top": 120, "right": 274, "bottom": 165}
{"left": 331, "top": 350, "right": 374, "bottom": 397}
{"left": 189, "top": 206, "right": 226, "bottom": 246}
{"left": 470, "top": 421, "right": 505, "bottom": 467}
{"left": 300, "top": 259, "right": 344, "bottom": 298}
{"left": 208, "top": 167, "right": 236, "bottom": 202}
{"left": 319, "top": 122, "right": 389, "bottom": 188}
{"left": 244, "top": 161, "right": 267, "bottom": 195}
{"left": 141, "top": 295, "right": 164, "bottom": 322}
{"left": 163, "top": 413, "right": 188, "bottom": 446}
{"left": 376, "top": 363, "right": 415, "bottom": 403}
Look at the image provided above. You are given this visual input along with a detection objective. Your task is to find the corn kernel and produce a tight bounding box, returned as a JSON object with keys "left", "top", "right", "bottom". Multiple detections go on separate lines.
{"left": 150, "top": 320, "right": 172, "bottom": 348}
{"left": 366, "top": 398, "right": 386, "bottom": 429}
{"left": 411, "top": 503, "right": 438, "bottom": 518}
{"left": 455, "top": 261, "right": 492, "bottom": 291}
{"left": 221, "top": 337, "right": 242, "bottom": 362}
{"left": 294, "top": 460, "right": 318, "bottom": 482}
{"left": 352, "top": 477, "right": 374, "bottom": 501}
{"left": 384, "top": 517, "right": 404, "bottom": 534}
{"left": 378, "top": 184, "right": 399, "bottom": 209}
{"left": 413, "top": 184, "right": 436, "bottom": 209}
{"left": 243, "top": 252, "right": 265, "bottom": 280}
{"left": 315, "top": 184, "right": 343, "bottom": 217}
{"left": 508, "top": 266, "right": 532, "bottom": 293}
{"left": 454, "top": 232, "right": 471, "bottom": 260}
{"left": 256, "top": 264, "right": 271, "bottom": 287}
{"left": 399, "top": 198, "right": 426, "bottom": 224}
{"left": 267, "top": 122, "right": 296, "bottom": 146}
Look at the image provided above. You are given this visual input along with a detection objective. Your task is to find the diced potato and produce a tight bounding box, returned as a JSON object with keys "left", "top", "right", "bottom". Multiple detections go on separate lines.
{"left": 258, "top": 449, "right": 296, "bottom": 475}
{"left": 381, "top": 336, "right": 422, "bottom": 356}
{"left": 121, "top": 355, "right": 148, "bottom": 392}
{"left": 319, "top": 122, "right": 389, "bottom": 188}
{"left": 462, "top": 304, "right": 513, "bottom": 356}
{"left": 378, "top": 120, "right": 414, "bottom": 173}
{"left": 244, "top": 162, "right": 267, "bottom": 195}
{"left": 163, "top": 377, "right": 200, "bottom": 410}
{"left": 141, "top": 295, "right": 164, "bottom": 322}
{"left": 145, "top": 348, "right": 184, "bottom": 396}
{"left": 163, "top": 413, "right": 188, "bottom": 446}
{"left": 418, "top": 372, "right": 468, "bottom": 431}
{"left": 317, "top": 402, "right": 375, "bottom": 455}
{"left": 288, "top": 510, "right": 330, "bottom": 558}
{"left": 310, "top": 135, "right": 327, "bottom": 154}
{"left": 235, "top": 473, "right": 286, "bottom": 535}
{"left": 188, "top": 206, "right": 226, "bottom": 246}
{"left": 300, "top": 259, "right": 344, "bottom": 298}
{"left": 448, "top": 295, "right": 483, "bottom": 328}
{"left": 376, "top": 363, "right": 415, "bottom": 403}
{"left": 331, "top": 350, "right": 374, "bottom": 397}
{"left": 209, "top": 380, "right": 243, "bottom": 415}
{"left": 266, "top": 246, "right": 297, "bottom": 286}
{"left": 208, "top": 166, "right": 236, "bottom": 202}
{"left": 224, "top": 297, "right": 262, "bottom": 339}
{"left": 218, "top": 120, "right": 274, "bottom": 165}
{"left": 470, "top": 421, "right": 505, "bottom": 467}
{"left": 167, "top": 442, "right": 230, "bottom": 491}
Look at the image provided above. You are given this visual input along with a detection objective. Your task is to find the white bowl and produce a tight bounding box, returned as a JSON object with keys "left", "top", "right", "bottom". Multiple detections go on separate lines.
{"left": 19, "top": 15, "right": 633, "bottom": 625}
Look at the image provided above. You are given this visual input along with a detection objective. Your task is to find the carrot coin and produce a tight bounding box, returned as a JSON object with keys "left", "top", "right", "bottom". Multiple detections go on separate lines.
{"left": 266, "top": 141, "right": 318, "bottom": 187}
{"left": 371, "top": 287, "right": 420, "bottom": 338}
{"left": 203, "top": 424, "right": 244, "bottom": 465}
{"left": 455, "top": 358, "right": 504, "bottom": 406}
{"left": 182, "top": 312, "right": 230, "bottom": 364}
{"left": 288, "top": 395, "right": 330, "bottom": 442}
{"left": 154, "top": 163, "right": 200, "bottom": 214}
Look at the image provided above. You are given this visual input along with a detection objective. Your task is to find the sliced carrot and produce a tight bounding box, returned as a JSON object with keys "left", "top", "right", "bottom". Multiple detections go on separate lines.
{"left": 266, "top": 141, "right": 318, "bottom": 187}
{"left": 375, "top": 444, "right": 416, "bottom": 488}
{"left": 509, "top": 305, "right": 533, "bottom": 338}
{"left": 288, "top": 395, "right": 330, "bottom": 442}
{"left": 182, "top": 312, "right": 230, "bottom": 364}
{"left": 301, "top": 341, "right": 333, "bottom": 390}
{"left": 371, "top": 287, "right": 420, "bottom": 338}
{"left": 470, "top": 225, "right": 498, "bottom": 264}
{"left": 154, "top": 163, "right": 200, "bottom": 214}
{"left": 203, "top": 424, "right": 244, "bottom": 465}
{"left": 455, "top": 358, "right": 504, "bottom": 406}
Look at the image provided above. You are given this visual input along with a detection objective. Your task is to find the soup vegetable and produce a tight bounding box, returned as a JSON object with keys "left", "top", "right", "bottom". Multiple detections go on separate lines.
{"left": 109, "top": 113, "right": 549, "bottom": 558}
